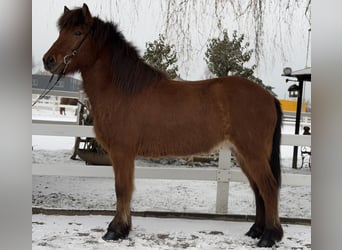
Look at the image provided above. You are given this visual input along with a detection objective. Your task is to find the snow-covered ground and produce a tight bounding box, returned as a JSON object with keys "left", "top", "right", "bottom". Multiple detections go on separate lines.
{"left": 32, "top": 106, "right": 311, "bottom": 249}
{"left": 32, "top": 214, "right": 311, "bottom": 250}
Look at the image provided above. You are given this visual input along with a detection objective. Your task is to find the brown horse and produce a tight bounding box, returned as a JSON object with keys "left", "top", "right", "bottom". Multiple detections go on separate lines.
{"left": 59, "top": 97, "right": 78, "bottom": 115}
{"left": 43, "top": 4, "right": 283, "bottom": 247}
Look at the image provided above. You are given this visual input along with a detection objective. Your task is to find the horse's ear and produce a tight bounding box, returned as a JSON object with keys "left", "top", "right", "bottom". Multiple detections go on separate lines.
{"left": 82, "top": 3, "right": 92, "bottom": 24}
{"left": 64, "top": 6, "right": 70, "bottom": 14}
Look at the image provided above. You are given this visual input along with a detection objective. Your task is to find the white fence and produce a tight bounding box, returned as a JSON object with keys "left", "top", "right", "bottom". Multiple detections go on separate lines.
{"left": 32, "top": 87, "right": 311, "bottom": 214}
{"left": 32, "top": 120, "right": 311, "bottom": 214}
{"left": 32, "top": 96, "right": 80, "bottom": 115}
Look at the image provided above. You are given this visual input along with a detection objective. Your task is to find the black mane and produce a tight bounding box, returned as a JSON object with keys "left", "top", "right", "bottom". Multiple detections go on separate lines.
{"left": 58, "top": 8, "right": 168, "bottom": 94}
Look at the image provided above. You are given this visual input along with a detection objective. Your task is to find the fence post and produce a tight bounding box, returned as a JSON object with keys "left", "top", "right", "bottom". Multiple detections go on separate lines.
{"left": 77, "top": 90, "right": 86, "bottom": 124}
{"left": 215, "top": 144, "right": 231, "bottom": 214}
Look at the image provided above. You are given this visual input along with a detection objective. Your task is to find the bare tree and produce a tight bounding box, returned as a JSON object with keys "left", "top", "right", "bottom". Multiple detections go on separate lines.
{"left": 82, "top": 0, "right": 312, "bottom": 78}
{"left": 104, "top": 0, "right": 311, "bottom": 65}
{"left": 159, "top": 0, "right": 311, "bottom": 64}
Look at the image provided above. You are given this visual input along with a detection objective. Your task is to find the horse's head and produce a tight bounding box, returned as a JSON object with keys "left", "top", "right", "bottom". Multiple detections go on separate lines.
{"left": 43, "top": 4, "right": 96, "bottom": 75}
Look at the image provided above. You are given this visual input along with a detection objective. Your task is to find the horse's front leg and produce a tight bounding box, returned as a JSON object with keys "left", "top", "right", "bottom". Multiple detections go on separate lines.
{"left": 102, "top": 152, "right": 135, "bottom": 241}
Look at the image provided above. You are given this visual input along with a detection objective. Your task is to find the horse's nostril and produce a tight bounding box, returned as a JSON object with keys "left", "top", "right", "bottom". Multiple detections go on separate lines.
{"left": 48, "top": 56, "right": 55, "bottom": 64}
{"left": 43, "top": 55, "right": 56, "bottom": 70}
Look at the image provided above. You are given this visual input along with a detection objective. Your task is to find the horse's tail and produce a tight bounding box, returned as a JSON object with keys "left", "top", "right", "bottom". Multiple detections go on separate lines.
{"left": 270, "top": 98, "right": 283, "bottom": 188}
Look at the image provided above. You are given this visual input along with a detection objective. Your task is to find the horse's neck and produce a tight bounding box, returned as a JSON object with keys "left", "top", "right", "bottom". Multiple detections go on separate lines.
{"left": 80, "top": 58, "right": 121, "bottom": 110}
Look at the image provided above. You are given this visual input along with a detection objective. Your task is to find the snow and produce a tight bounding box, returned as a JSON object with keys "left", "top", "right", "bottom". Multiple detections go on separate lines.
{"left": 32, "top": 171, "right": 310, "bottom": 219}
{"left": 32, "top": 214, "right": 311, "bottom": 250}
{"left": 32, "top": 106, "right": 311, "bottom": 249}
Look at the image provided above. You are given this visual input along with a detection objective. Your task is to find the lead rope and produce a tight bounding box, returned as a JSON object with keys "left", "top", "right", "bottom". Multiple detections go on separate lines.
{"left": 32, "top": 58, "right": 70, "bottom": 107}
{"left": 32, "top": 27, "right": 92, "bottom": 107}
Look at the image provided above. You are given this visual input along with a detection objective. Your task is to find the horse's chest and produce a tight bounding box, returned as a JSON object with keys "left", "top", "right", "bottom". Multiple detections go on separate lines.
{"left": 92, "top": 112, "right": 133, "bottom": 147}
{"left": 91, "top": 114, "right": 116, "bottom": 148}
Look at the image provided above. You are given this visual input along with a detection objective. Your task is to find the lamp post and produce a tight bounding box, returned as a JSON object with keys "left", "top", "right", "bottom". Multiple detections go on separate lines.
{"left": 282, "top": 67, "right": 310, "bottom": 169}
{"left": 292, "top": 78, "right": 304, "bottom": 169}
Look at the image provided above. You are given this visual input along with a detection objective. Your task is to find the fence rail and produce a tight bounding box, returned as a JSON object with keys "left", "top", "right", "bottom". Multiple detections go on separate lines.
{"left": 31, "top": 122, "right": 311, "bottom": 146}
{"left": 32, "top": 121, "right": 311, "bottom": 214}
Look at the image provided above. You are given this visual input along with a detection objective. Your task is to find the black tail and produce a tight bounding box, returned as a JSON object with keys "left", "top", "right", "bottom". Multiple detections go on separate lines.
{"left": 270, "top": 98, "right": 283, "bottom": 188}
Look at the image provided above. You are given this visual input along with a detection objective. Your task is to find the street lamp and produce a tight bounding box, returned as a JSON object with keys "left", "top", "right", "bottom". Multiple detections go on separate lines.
{"left": 288, "top": 84, "right": 300, "bottom": 98}
{"left": 282, "top": 66, "right": 311, "bottom": 169}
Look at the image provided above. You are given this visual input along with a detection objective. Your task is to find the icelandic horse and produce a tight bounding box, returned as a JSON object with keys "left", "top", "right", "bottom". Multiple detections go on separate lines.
{"left": 59, "top": 97, "right": 78, "bottom": 115}
{"left": 43, "top": 4, "right": 283, "bottom": 247}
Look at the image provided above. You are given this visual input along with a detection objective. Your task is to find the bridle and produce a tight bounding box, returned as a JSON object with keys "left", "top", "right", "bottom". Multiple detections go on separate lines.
{"left": 61, "top": 27, "right": 93, "bottom": 74}
{"left": 32, "top": 27, "right": 92, "bottom": 107}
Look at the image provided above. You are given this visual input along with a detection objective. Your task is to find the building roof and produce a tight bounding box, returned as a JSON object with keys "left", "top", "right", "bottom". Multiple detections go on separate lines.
{"left": 292, "top": 67, "right": 311, "bottom": 77}
{"left": 32, "top": 74, "right": 83, "bottom": 98}
{"left": 32, "top": 74, "right": 82, "bottom": 92}
{"left": 282, "top": 67, "right": 311, "bottom": 82}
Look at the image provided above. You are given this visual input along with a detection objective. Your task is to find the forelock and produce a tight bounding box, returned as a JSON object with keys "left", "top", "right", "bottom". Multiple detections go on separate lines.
{"left": 58, "top": 8, "right": 85, "bottom": 30}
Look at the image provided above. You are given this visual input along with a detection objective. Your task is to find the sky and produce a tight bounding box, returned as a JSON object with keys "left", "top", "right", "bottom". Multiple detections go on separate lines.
{"left": 32, "top": 0, "right": 311, "bottom": 100}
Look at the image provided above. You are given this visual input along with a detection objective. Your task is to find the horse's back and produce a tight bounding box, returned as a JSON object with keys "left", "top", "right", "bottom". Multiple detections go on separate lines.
{"left": 136, "top": 76, "right": 276, "bottom": 157}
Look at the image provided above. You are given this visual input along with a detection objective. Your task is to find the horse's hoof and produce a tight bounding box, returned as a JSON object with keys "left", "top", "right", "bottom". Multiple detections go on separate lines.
{"left": 245, "top": 223, "right": 263, "bottom": 239}
{"left": 257, "top": 238, "right": 275, "bottom": 248}
{"left": 257, "top": 230, "right": 276, "bottom": 248}
{"left": 102, "top": 231, "right": 121, "bottom": 241}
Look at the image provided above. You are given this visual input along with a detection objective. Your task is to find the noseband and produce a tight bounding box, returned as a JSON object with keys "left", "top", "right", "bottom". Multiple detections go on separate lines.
{"left": 32, "top": 27, "right": 92, "bottom": 107}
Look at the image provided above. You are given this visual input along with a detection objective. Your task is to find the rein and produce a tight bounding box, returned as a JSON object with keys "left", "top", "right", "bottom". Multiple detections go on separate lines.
{"left": 32, "top": 28, "right": 92, "bottom": 107}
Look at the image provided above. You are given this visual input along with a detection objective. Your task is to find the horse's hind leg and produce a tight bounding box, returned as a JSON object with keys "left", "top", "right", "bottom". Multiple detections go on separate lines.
{"left": 238, "top": 159, "right": 266, "bottom": 239}
{"left": 247, "top": 158, "right": 283, "bottom": 247}
{"left": 102, "top": 152, "right": 135, "bottom": 241}
{"left": 245, "top": 182, "right": 265, "bottom": 239}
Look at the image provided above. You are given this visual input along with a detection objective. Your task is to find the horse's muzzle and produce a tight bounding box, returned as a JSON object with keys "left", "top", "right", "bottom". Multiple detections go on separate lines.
{"left": 43, "top": 55, "right": 56, "bottom": 72}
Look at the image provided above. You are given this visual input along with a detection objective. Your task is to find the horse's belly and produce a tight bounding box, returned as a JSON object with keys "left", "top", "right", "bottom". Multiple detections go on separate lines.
{"left": 137, "top": 123, "right": 228, "bottom": 158}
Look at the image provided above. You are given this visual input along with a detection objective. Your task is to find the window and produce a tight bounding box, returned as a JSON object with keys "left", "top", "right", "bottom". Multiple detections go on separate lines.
{"left": 56, "top": 81, "right": 64, "bottom": 88}
{"left": 32, "top": 79, "right": 39, "bottom": 87}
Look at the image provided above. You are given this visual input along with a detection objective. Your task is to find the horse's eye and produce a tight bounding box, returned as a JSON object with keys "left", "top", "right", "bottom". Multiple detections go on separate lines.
{"left": 75, "top": 31, "right": 82, "bottom": 36}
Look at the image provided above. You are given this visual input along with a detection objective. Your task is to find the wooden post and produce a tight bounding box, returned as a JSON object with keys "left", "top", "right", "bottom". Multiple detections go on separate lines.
{"left": 215, "top": 144, "right": 231, "bottom": 214}
{"left": 71, "top": 91, "right": 86, "bottom": 160}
